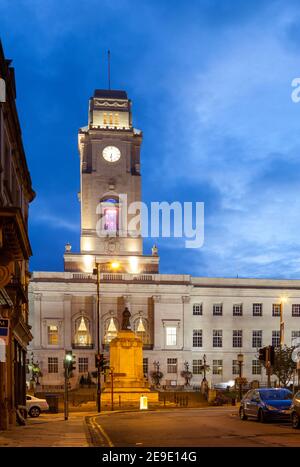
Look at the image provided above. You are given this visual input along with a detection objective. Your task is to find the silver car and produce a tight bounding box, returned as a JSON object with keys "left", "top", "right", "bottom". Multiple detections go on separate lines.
{"left": 26, "top": 395, "right": 49, "bottom": 417}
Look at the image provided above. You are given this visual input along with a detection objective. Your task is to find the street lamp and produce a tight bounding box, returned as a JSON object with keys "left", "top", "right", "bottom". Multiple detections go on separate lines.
{"left": 280, "top": 297, "right": 287, "bottom": 348}
{"left": 93, "top": 260, "right": 120, "bottom": 413}
{"left": 237, "top": 353, "right": 244, "bottom": 402}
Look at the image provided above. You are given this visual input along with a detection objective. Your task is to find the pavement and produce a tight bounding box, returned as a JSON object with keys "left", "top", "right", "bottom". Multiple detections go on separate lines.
{"left": 0, "top": 412, "right": 93, "bottom": 447}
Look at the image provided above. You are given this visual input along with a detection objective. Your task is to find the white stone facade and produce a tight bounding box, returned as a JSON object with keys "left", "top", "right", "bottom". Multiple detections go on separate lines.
{"left": 28, "top": 273, "right": 300, "bottom": 388}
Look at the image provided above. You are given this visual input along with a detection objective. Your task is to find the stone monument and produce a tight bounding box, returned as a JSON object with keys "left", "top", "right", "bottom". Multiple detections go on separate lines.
{"left": 102, "top": 307, "right": 159, "bottom": 406}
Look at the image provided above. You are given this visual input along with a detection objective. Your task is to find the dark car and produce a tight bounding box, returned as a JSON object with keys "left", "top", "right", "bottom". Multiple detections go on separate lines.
{"left": 239, "top": 388, "right": 293, "bottom": 423}
{"left": 290, "top": 391, "right": 300, "bottom": 429}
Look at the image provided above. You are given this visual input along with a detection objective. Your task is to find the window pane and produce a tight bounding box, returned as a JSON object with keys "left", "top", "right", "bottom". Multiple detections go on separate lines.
{"left": 167, "top": 358, "right": 177, "bottom": 373}
{"left": 193, "top": 304, "right": 203, "bottom": 315}
{"left": 166, "top": 327, "right": 177, "bottom": 346}
{"left": 213, "top": 360, "right": 223, "bottom": 375}
{"left": 192, "top": 359, "right": 203, "bottom": 374}
{"left": 253, "top": 304, "right": 263, "bottom": 316}
{"left": 233, "top": 304, "right": 243, "bottom": 316}
{"left": 48, "top": 325, "right": 58, "bottom": 345}
{"left": 193, "top": 329, "right": 202, "bottom": 347}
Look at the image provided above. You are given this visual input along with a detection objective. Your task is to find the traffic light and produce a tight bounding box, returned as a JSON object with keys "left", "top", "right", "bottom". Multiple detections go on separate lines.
{"left": 258, "top": 347, "right": 267, "bottom": 364}
{"left": 64, "top": 350, "right": 76, "bottom": 377}
{"left": 95, "top": 353, "right": 109, "bottom": 372}
{"left": 268, "top": 345, "right": 275, "bottom": 366}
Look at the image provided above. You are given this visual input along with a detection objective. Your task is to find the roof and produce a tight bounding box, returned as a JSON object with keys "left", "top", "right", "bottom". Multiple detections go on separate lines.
{"left": 93, "top": 89, "right": 128, "bottom": 100}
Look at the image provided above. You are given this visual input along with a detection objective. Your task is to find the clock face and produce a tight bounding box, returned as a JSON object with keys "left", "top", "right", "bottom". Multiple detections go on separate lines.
{"left": 102, "top": 146, "right": 121, "bottom": 163}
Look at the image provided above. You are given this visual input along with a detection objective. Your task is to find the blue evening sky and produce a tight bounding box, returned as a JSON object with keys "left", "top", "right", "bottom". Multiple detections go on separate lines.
{"left": 1, "top": 0, "right": 300, "bottom": 278}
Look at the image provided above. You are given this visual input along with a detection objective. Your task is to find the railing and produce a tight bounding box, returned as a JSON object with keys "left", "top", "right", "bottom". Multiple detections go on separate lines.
{"left": 72, "top": 343, "right": 94, "bottom": 350}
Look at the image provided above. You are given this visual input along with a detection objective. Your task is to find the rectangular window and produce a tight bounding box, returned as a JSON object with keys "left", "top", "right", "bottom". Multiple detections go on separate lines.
{"left": 233, "top": 304, "right": 243, "bottom": 316}
{"left": 192, "top": 359, "right": 203, "bottom": 375}
{"left": 233, "top": 330, "right": 243, "bottom": 348}
{"left": 272, "top": 330, "right": 280, "bottom": 347}
{"left": 291, "top": 331, "right": 300, "bottom": 346}
{"left": 48, "top": 357, "right": 58, "bottom": 374}
{"left": 252, "top": 360, "right": 261, "bottom": 375}
{"left": 292, "top": 305, "right": 300, "bottom": 317}
{"left": 193, "top": 304, "right": 203, "bottom": 316}
{"left": 166, "top": 327, "right": 177, "bottom": 346}
{"left": 232, "top": 360, "right": 239, "bottom": 375}
{"left": 193, "top": 329, "right": 203, "bottom": 347}
{"left": 78, "top": 357, "right": 88, "bottom": 373}
{"left": 48, "top": 325, "right": 58, "bottom": 345}
{"left": 252, "top": 330, "right": 262, "bottom": 348}
{"left": 253, "top": 303, "right": 263, "bottom": 316}
{"left": 143, "top": 358, "right": 148, "bottom": 376}
{"left": 167, "top": 358, "right": 177, "bottom": 374}
{"left": 213, "top": 304, "right": 223, "bottom": 316}
{"left": 213, "top": 360, "right": 223, "bottom": 375}
{"left": 272, "top": 304, "right": 281, "bottom": 317}
{"left": 213, "top": 330, "right": 223, "bottom": 348}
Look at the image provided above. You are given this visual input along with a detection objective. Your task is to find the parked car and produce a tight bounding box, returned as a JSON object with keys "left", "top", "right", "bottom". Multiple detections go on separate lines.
{"left": 239, "top": 388, "right": 293, "bottom": 423}
{"left": 26, "top": 395, "right": 49, "bottom": 417}
{"left": 290, "top": 391, "right": 300, "bottom": 429}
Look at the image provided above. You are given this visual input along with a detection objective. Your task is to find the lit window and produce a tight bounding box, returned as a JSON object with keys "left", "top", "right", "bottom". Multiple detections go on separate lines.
{"left": 103, "top": 113, "right": 107, "bottom": 125}
{"left": 114, "top": 113, "right": 119, "bottom": 125}
{"left": 48, "top": 325, "right": 58, "bottom": 345}
{"left": 213, "top": 360, "right": 223, "bottom": 375}
{"left": 166, "top": 327, "right": 177, "bottom": 346}
{"left": 75, "top": 317, "right": 91, "bottom": 347}
{"left": 104, "top": 317, "right": 118, "bottom": 344}
{"left": 104, "top": 207, "right": 118, "bottom": 231}
{"left": 109, "top": 113, "right": 113, "bottom": 124}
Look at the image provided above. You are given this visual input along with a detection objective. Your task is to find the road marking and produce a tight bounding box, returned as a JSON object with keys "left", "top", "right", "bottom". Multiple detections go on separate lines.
{"left": 91, "top": 416, "right": 114, "bottom": 447}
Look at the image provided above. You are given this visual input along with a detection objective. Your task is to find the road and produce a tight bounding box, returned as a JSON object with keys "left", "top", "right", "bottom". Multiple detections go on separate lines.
{"left": 89, "top": 407, "right": 300, "bottom": 447}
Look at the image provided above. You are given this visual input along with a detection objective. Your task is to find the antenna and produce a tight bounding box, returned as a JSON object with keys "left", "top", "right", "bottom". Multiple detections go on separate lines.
{"left": 108, "top": 50, "right": 111, "bottom": 90}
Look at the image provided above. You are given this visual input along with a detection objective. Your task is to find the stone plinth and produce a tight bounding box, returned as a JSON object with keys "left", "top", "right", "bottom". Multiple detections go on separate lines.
{"left": 102, "top": 330, "right": 158, "bottom": 405}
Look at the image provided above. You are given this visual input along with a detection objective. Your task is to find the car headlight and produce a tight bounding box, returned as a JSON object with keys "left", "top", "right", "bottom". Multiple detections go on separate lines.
{"left": 265, "top": 404, "right": 278, "bottom": 411}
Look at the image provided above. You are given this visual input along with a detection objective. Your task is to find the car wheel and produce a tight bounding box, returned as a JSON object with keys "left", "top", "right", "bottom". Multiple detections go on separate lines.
{"left": 292, "top": 412, "right": 300, "bottom": 429}
{"left": 29, "top": 406, "right": 41, "bottom": 418}
{"left": 239, "top": 407, "right": 248, "bottom": 420}
{"left": 258, "top": 409, "right": 267, "bottom": 423}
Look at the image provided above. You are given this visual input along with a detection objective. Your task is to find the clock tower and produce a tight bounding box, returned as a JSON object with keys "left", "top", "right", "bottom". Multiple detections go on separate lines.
{"left": 64, "top": 89, "right": 159, "bottom": 274}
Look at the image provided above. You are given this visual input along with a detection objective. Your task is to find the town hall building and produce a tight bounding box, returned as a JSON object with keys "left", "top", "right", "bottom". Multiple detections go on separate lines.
{"left": 28, "top": 88, "right": 300, "bottom": 390}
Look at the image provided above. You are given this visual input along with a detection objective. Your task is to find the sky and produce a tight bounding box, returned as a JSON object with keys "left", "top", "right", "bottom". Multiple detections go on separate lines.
{"left": 1, "top": 0, "right": 300, "bottom": 278}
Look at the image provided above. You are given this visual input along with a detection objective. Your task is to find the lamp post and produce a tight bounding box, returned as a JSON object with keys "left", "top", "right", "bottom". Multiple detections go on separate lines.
{"left": 237, "top": 353, "right": 244, "bottom": 402}
{"left": 280, "top": 297, "right": 287, "bottom": 348}
{"left": 93, "top": 260, "right": 120, "bottom": 413}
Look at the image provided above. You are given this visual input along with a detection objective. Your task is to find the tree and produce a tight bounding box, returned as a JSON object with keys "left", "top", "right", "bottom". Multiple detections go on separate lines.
{"left": 259, "top": 345, "right": 296, "bottom": 387}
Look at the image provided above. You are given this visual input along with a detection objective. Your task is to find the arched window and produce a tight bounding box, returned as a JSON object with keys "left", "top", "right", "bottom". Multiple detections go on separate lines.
{"left": 133, "top": 317, "right": 150, "bottom": 344}
{"left": 104, "top": 317, "right": 118, "bottom": 344}
{"left": 74, "top": 316, "right": 91, "bottom": 346}
{"left": 100, "top": 197, "right": 119, "bottom": 233}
